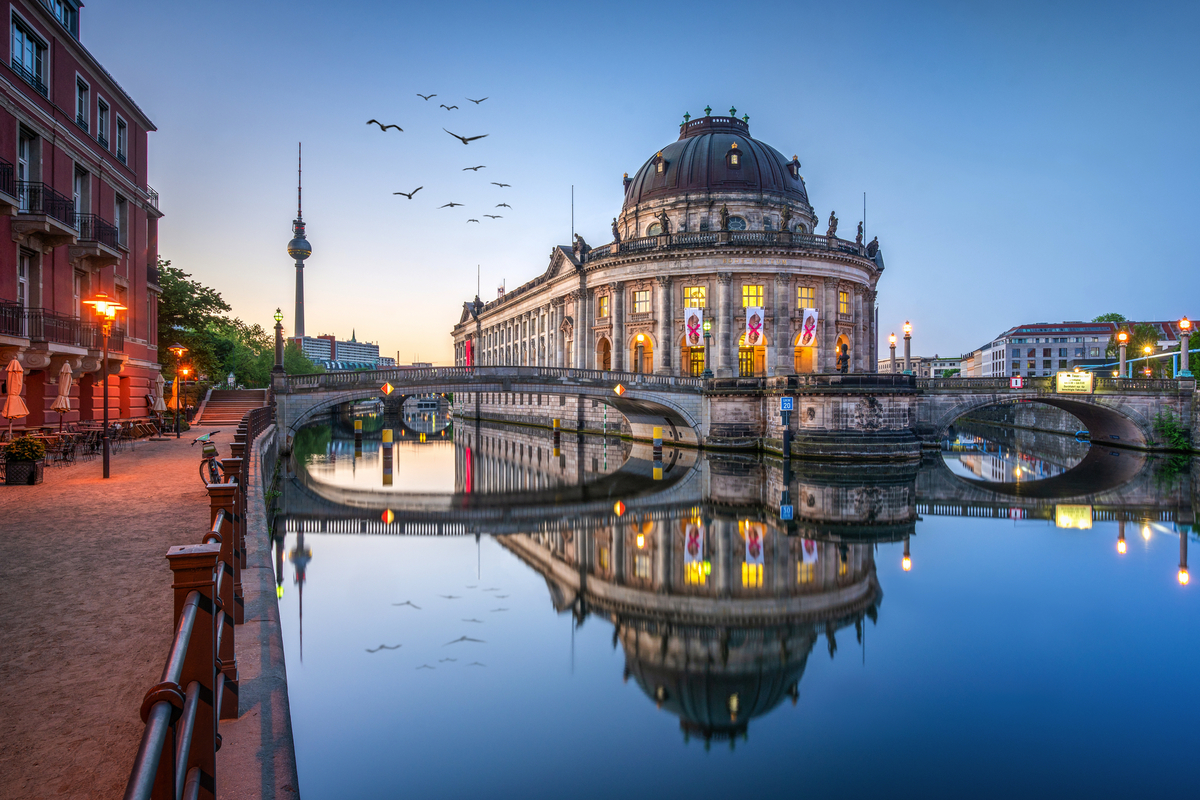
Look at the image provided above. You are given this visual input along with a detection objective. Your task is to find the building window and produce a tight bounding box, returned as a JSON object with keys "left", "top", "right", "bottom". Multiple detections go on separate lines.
{"left": 12, "top": 21, "right": 47, "bottom": 96}
{"left": 1090, "top": 347, "right": 1100, "bottom": 357}
{"left": 1058, "top": 348, "right": 1067, "bottom": 357}
{"left": 598, "top": 295, "right": 609, "bottom": 318}
{"left": 1042, "top": 348, "right": 1051, "bottom": 358}
{"left": 17, "top": 252, "right": 30, "bottom": 308}
{"left": 646, "top": 222, "right": 662, "bottom": 236}
{"left": 97, "top": 100, "right": 110, "bottom": 148}
{"left": 797, "top": 286, "right": 815, "bottom": 308}
{"left": 742, "top": 284, "right": 764, "bottom": 308}
{"left": 1058, "top": 359, "right": 1067, "bottom": 368}
{"left": 633, "top": 290, "right": 650, "bottom": 313}
{"left": 683, "top": 286, "right": 706, "bottom": 308}
{"left": 727, "top": 216, "right": 747, "bottom": 231}
{"left": 798, "top": 561, "right": 814, "bottom": 585}
{"left": 47, "top": 0, "right": 79, "bottom": 37}
{"left": 1027, "top": 360, "right": 1036, "bottom": 370}
{"left": 838, "top": 291, "right": 850, "bottom": 315}
{"left": 726, "top": 143, "right": 742, "bottom": 169}
{"left": 1043, "top": 359, "right": 1052, "bottom": 369}
{"left": 115, "top": 195, "right": 128, "bottom": 246}
{"left": 76, "top": 80, "right": 89, "bottom": 131}
{"left": 1011, "top": 348, "right": 1020, "bottom": 358}
{"left": 116, "top": 118, "right": 128, "bottom": 164}
{"left": 16, "top": 133, "right": 34, "bottom": 210}
{"left": 1012, "top": 362, "right": 1020, "bottom": 373}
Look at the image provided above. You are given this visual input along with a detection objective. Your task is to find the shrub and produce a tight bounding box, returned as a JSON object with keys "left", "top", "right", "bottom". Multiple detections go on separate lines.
{"left": 1152, "top": 410, "right": 1190, "bottom": 450}
{"left": 4, "top": 436, "right": 46, "bottom": 461}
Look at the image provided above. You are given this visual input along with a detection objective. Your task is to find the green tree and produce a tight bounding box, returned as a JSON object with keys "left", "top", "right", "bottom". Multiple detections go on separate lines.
{"left": 1106, "top": 322, "right": 1169, "bottom": 377}
{"left": 1092, "top": 313, "right": 1126, "bottom": 323}
{"left": 156, "top": 257, "right": 232, "bottom": 381}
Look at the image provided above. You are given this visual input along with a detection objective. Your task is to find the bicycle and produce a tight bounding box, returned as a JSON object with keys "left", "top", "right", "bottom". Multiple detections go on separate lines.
{"left": 193, "top": 430, "right": 223, "bottom": 485}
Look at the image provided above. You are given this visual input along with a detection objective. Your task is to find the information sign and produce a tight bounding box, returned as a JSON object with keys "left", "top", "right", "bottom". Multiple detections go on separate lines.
{"left": 780, "top": 505, "right": 794, "bottom": 521}
{"left": 1009, "top": 376, "right": 1024, "bottom": 389}
{"left": 1055, "top": 371, "right": 1094, "bottom": 394}
{"left": 780, "top": 396, "right": 794, "bottom": 412}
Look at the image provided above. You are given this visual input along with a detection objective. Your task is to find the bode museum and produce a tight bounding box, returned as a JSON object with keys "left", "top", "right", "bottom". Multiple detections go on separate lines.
{"left": 453, "top": 111, "right": 885, "bottom": 377}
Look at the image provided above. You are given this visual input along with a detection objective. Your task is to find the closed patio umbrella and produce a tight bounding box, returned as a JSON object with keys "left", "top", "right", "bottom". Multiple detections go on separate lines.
{"left": 3, "top": 359, "right": 30, "bottom": 438}
{"left": 51, "top": 362, "right": 73, "bottom": 432}
{"left": 152, "top": 372, "right": 168, "bottom": 413}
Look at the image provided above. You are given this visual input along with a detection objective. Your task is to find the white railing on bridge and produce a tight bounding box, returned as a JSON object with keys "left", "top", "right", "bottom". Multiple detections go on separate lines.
{"left": 915, "top": 376, "right": 1190, "bottom": 392}
{"left": 285, "top": 365, "right": 707, "bottom": 392}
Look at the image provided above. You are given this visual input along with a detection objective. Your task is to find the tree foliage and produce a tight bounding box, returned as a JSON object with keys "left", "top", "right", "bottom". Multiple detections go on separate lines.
{"left": 1092, "top": 313, "right": 1126, "bottom": 323}
{"left": 156, "top": 257, "right": 323, "bottom": 387}
{"left": 1105, "top": 322, "right": 1170, "bottom": 377}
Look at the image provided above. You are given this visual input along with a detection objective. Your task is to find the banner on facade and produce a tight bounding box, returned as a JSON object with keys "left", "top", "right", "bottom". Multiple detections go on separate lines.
{"left": 684, "top": 307, "right": 704, "bottom": 347}
{"left": 801, "top": 538, "right": 819, "bottom": 564}
{"left": 798, "top": 308, "right": 819, "bottom": 348}
{"left": 744, "top": 522, "right": 765, "bottom": 565}
{"left": 745, "top": 307, "right": 765, "bottom": 346}
{"left": 684, "top": 520, "right": 704, "bottom": 564}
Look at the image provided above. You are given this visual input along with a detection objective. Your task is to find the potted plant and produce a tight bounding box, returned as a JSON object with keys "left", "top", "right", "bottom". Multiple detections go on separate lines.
{"left": 4, "top": 435, "right": 46, "bottom": 485}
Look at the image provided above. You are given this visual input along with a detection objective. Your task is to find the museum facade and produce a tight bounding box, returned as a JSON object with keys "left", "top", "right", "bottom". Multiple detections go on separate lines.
{"left": 452, "top": 113, "right": 884, "bottom": 378}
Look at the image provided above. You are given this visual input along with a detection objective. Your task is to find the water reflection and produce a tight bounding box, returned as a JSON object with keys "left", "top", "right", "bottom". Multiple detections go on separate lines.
{"left": 941, "top": 419, "right": 1089, "bottom": 483}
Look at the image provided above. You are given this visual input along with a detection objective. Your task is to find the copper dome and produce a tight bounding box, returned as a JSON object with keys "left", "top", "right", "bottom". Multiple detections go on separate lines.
{"left": 622, "top": 116, "right": 809, "bottom": 210}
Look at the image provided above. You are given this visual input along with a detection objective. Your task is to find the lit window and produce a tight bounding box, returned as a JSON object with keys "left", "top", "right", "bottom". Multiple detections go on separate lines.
{"left": 742, "top": 284, "right": 764, "bottom": 308}
{"left": 598, "top": 295, "right": 609, "bottom": 318}
{"left": 727, "top": 142, "right": 741, "bottom": 169}
{"left": 838, "top": 558, "right": 848, "bottom": 577}
{"left": 683, "top": 286, "right": 706, "bottom": 308}
{"left": 685, "top": 562, "right": 708, "bottom": 585}
{"left": 797, "top": 286, "right": 814, "bottom": 308}
{"left": 634, "top": 555, "right": 651, "bottom": 579}
{"left": 798, "top": 562, "right": 814, "bottom": 584}
{"left": 599, "top": 547, "right": 609, "bottom": 571}
{"left": 634, "top": 290, "right": 650, "bottom": 313}
{"left": 742, "top": 562, "right": 763, "bottom": 587}
{"left": 838, "top": 291, "right": 849, "bottom": 315}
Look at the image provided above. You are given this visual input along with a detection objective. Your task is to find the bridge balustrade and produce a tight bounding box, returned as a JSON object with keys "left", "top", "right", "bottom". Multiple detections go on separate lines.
{"left": 284, "top": 365, "right": 706, "bottom": 392}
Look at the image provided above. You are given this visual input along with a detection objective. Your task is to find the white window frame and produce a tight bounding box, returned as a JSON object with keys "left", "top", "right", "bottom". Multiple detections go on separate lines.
{"left": 96, "top": 97, "right": 109, "bottom": 147}
{"left": 10, "top": 11, "right": 48, "bottom": 90}
{"left": 115, "top": 114, "right": 128, "bottom": 164}
{"left": 75, "top": 74, "right": 89, "bottom": 130}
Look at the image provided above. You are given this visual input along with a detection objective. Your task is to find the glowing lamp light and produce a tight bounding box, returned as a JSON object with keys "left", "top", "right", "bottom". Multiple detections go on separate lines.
{"left": 1117, "top": 331, "right": 1128, "bottom": 344}
{"left": 613, "top": 501, "right": 626, "bottom": 517}
{"left": 1112, "top": 371, "right": 1119, "bottom": 377}
{"left": 889, "top": 333, "right": 896, "bottom": 346}
{"left": 1179, "top": 569, "right": 1190, "bottom": 586}
{"left": 276, "top": 585, "right": 284, "bottom": 599}
{"left": 903, "top": 321, "right": 912, "bottom": 336}
{"left": 902, "top": 556, "right": 912, "bottom": 572}
{"left": 381, "top": 382, "right": 394, "bottom": 396}
{"left": 382, "top": 509, "right": 395, "bottom": 524}
{"left": 168, "top": 343, "right": 188, "bottom": 359}
{"left": 273, "top": 308, "right": 284, "bottom": 324}
{"left": 1117, "top": 539, "right": 1127, "bottom": 555}
{"left": 702, "top": 319, "right": 712, "bottom": 333}
{"left": 1143, "top": 345, "right": 1153, "bottom": 355}
{"left": 613, "top": 383, "right": 626, "bottom": 396}
{"left": 1181, "top": 316, "right": 1192, "bottom": 331}
{"left": 636, "top": 333, "right": 645, "bottom": 343}
{"left": 636, "top": 534, "right": 645, "bottom": 549}
{"left": 82, "top": 291, "right": 127, "bottom": 319}
{"left": 1141, "top": 524, "right": 1151, "bottom": 541}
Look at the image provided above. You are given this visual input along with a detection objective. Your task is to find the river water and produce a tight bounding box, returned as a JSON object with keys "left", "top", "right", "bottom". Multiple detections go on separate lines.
{"left": 273, "top": 411, "right": 1198, "bottom": 799}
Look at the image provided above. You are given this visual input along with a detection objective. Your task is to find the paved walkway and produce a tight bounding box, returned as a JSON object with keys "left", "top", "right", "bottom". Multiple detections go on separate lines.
{"left": 0, "top": 428, "right": 298, "bottom": 799}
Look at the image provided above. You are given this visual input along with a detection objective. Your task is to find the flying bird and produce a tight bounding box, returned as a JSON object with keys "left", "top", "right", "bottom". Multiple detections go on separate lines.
{"left": 484, "top": 214, "right": 502, "bottom": 219}
{"left": 461, "top": 618, "right": 484, "bottom": 623}
{"left": 462, "top": 165, "right": 486, "bottom": 171}
{"left": 417, "top": 93, "right": 437, "bottom": 100}
{"left": 444, "top": 636, "right": 487, "bottom": 645}
{"left": 365, "top": 643, "right": 402, "bottom": 653}
{"left": 465, "top": 585, "right": 478, "bottom": 589}
{"left": 483, "top": 588, "right": 501, "bottom": 591}
{"left": 439, "top": 658, "right": 458, "bottom": 663}
{"left": 496, "top": 203, "right": 511, "bottom": 208}
{"left": 439, "top": 595, "right": 462, "bottom": 600}
{"left": 444, "top": 129, "right": 489, "bottom": 145}
{"left": 466, "top": 97, "right": 488, "bottom": 104}
{"left": 467, "top": 219, "right": 479, "bottom": 223}
{"left": 392, "top": 601, "right": 422, "bottom": 609}
{"left": 439, "top": 202, "right": 464, "bottom": 208}
{"left": 494, "top": 595, "right": 509, "bottom": 599}
{"left": 466, "top": 662, "right": 487, "bottom": 667}
{"left": 491, "top": 182, "right": 511, "bottom": 188}
{"left": 416, "top": 664, "right": 436, "bottom": 670}
{"left": 490, "top": 608, "right": 508, "bottom": 613}
{"left": 367, "top": 119, "right": 403, "bottom": 132}
{"left": 393, "top": 187, "right": 423, "bottom": 199}
{"left": 440, "top": 104, "right": 459, "bottom": 111}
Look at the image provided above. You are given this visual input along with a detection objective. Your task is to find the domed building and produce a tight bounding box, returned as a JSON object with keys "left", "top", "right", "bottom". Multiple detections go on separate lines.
{"left": 453, "top": 111, "right": 884, "bottom": 377}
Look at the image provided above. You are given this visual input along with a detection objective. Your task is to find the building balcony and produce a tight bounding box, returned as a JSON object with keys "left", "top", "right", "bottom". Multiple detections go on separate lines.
{"left": 69, "top": 213, "right": 122, "bottom": 268}
{"left": 0, "top": 304, "right": 125, "bottom": 354}
{"left": 581, "top": 229, "right": 873, "bottom": 265}
{"left": 147, "top": 262, "right": 160, "bottom": 289}
{"left": 0, "top": 159, "right": 17, "bottom": 216}
{"left": 10, "top": 58, "right": 48, "bottom": 97}
{"left": 11, "top": 182, "right": 77, "bottom": 250}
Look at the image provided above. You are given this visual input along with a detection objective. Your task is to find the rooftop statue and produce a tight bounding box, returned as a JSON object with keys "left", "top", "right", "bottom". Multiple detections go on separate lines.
{"left": 611, "top": 217, "right": 621, "bottom": 243}
{"left": 866, "top": 236, "right": 879, "bottom": 257}
{"left": 719, "top": 204, "right": 730, "bottom": 231}
{"left": 856, "top": 221, "right": 863, "bottom": 245}
{"left": 826, "top": 210, "right": 838, "bottom": 238}
{"left": 656, "top": 210, "right": 671, "bottom": 235}
{"left": 573, "top": 233, "right": 591, "bottom": 257}
{"left": 780, "top": 205, "right": 792, "bottom": 231}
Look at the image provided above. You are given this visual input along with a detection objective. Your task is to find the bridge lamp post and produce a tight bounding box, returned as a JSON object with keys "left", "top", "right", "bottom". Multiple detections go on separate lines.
{"left": 1117, "top": 521, "right": 1127, "bottom": 555}
{"left": 82, "top": 292, "right": 127, "bottom": 479}
{"left": 635, "top": 333, "right": 645, "bottom": 375}
{"left": 168, "top": 343, "right": 188, "bottom": 439}
{"left": 1142, "top": 345, "right": 1153, "bottom": 378}
{"left": 1179, "top": 531, "right": 1190, "bottom": 586}
{"left": 1178, "top": 316, "right": 1192, "bottom": 377}
{"left": 273, "top": 308, "right": 285, "bottom": 374}
{"left": 902, "top": 535, "right": 912, "bottom": 572}
{"left": 1117, "top": 330, "right": 1128, "bottom": 377}
{"left": 888, "top": 333, "right": 897, "bottom": 374}
{"left": 702, "top": 319, "right": 713, "bottom": 378}
{"left": 902, "top": 322, "right": 912, "bottom": 375}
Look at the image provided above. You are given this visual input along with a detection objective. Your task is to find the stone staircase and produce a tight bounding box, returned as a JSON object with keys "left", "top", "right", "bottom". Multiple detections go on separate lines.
{"left": 196, "top": 389, "right": 269, "bottom": 426}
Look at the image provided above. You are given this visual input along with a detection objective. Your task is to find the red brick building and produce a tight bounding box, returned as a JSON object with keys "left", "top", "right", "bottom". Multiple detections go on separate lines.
{"left": 0, "top": 0, "right": 161, "bottom": 429}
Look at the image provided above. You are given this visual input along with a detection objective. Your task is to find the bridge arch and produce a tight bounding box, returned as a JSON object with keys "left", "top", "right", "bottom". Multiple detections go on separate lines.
{"left": 930, "top": 395, "right": 1153, "bottom": 449}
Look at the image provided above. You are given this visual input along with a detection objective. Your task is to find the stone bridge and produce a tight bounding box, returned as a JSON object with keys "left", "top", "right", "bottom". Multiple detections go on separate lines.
{"left": 273, "top": 367, "right": 1196, "bottom": 457}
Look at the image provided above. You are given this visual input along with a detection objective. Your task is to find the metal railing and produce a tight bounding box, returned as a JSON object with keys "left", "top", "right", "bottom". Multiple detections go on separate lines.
{"left": 10, "top": 58, "right": 47, "bottom": 97}
{"left": 2, "top": 306, "right": 126, "bottom": 352}
{"left": 146, "top": 186, "right": 159, "bottom": 210}
{"left": 76, "top": 212, "right": 120, "bottom": 249}
{"left": 0, "top": 158, "right": 14, "bottom": 197}
{"left": 97, "top": 134, "right": 108, "bottom": 150}
{"left": 286, "top": 364, "right": 707, "bottom": 391}
{"left": 16, "top": 181, "right": 76, "bottom": 225}
{"left": 147, "top": 263, "right": 160, "bottom": 287}
{"left": 582, "top": 229, "right": 871, "bottom": 266}
{"left": 0, "top": 300, "right": 24, "bottom": 337}
{"left": 75, "top": 113, "right": 89, "bottom": 133}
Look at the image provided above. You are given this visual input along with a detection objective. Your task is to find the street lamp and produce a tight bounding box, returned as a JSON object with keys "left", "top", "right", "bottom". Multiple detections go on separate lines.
{"left": 889, "top": 332, "right": 897, "bottom": 374}
{"left": 1142, "top": 345, "right": 1153, "bottom": 378}
{"left": 1117, "top": 330, "right": 1128, "bottom": 377}
{"left": 635, "top": 332, "right": 645, "bottom": 374}
{"left": 1178, "top": 316, "right": 1192, "bottom": 377}
{"left": 902, "top": 321, "right": 912, "bottom": 375}
{"left": 1179, "top": 529, "right": 1189, "bottom": 586}
{"left": 273, "top": 308, "right": 285, "bottom": 373}
{"left": 168, "top": 343, "right": 188, "bottom": 438}
{"left": 902, "top": 535, "right": 912, "bottom": 572}
{"left": 82, "top": 291, "right": 127, "bottom": 479}
{"left": 701, "top": 319, "right": 713, "bottom": 378}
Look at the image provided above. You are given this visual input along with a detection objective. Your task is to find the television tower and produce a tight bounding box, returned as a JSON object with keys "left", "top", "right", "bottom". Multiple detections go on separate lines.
{"left": 287, "top": 143, "right": 312, "bottom": 338}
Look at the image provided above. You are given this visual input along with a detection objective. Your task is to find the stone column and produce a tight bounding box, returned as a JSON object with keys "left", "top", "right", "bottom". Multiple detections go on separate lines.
{"left": 853, "top": 291, "right": 865, "bottom": 372}
{"left": 554, "top": 299, "right": 565, "bottom": 367}
{"left": 772, "top": 273, "right": 792, "bottom": 376}
{"left": 573, "top": 290, "right": 587, "bottom": 369}
{"left": 655, "top": 275, "right": 673, "bottom": 374}
{"left": 611, "top": 282, "right": 625, "bottom": 372}
{"left": 585, "top": 287, "right": 596, "bottom": 370}
{"left": 822, "top": 278, "right": 838, "bottom": 372}
{"left": 716, "top": 272, "right": 733, "bottom": 377}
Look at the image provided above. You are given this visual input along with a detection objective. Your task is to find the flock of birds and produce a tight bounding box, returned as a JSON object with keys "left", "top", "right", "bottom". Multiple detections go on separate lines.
{"left": 363, "top": 583, "right": 511, "bottom": 670}
{"left": 367, "top": 93, "right": 512, "bottom": 225}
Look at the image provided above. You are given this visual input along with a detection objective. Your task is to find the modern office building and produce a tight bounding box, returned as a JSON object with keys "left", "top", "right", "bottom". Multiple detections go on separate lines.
{"left": 290, "top": 330, "right": 380, "bottom": 365}
{"left": 0, "top": 0, "right": 162, "bottom": 427}
{"left": 452, "top": 113, "right": 885, "bottom": 376}
{"left": 876, "top": 354, "right": 958, "bottom": 377}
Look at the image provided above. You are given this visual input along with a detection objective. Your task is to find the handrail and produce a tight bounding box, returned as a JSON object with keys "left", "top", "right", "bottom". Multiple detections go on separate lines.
{"left": 284, "top": 364, "right": 707, "bottom": 392}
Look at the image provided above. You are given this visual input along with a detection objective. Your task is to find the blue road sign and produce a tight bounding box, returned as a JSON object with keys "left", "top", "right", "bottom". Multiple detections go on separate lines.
{"left": 780, "top": 505, "right": 794, "bottom": 520}
{"left": 780, "top": 397, "right": 794, "bottom": 412}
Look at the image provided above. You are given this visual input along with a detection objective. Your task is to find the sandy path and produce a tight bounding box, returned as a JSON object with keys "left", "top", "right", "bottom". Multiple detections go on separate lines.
{"left": 0, "top": 429, "right": 223, "bottom": 800}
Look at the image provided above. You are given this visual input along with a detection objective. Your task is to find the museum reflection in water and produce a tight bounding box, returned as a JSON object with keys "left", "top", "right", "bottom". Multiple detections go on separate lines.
{"left": 279, "top": 417, "right": 1193, "bottom": 741}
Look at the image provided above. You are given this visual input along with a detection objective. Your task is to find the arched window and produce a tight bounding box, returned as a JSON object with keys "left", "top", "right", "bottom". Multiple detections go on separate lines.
{"left": 727, "top": 216, "right": 747, "bottom": 231}
{"left": 726, "top": 142, "right": 742, "bottom": 169}
{"left": 647, "top": 222, "right": 663, "bottom": 236}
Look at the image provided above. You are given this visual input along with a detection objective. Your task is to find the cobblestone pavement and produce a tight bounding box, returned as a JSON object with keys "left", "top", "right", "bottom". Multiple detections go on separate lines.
{"left": 0, "top": 429, "right": 225, "bottom": 799}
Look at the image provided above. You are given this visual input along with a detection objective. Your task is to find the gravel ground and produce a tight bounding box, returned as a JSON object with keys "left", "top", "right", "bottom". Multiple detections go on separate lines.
{"left": 0, "top": 429, "right": 223, "bottom": 799}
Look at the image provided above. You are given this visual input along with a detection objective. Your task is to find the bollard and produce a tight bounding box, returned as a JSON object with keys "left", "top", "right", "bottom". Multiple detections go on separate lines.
{"left": 553, "top": 418, "right": 561, "bottom": 458}
{"left": 382, "top": 429, "right": 394, "bottom": 487}
{"left": 165, "top": 542, "right": 221, "bottom": 800}
{"left": 206, "top": 485, "right": 240, "bottom": 716}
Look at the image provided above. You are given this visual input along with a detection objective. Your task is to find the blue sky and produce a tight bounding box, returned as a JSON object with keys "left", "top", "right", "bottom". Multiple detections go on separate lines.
{"left": 86, "top": 0, "right": 1199, "bottom": 363}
